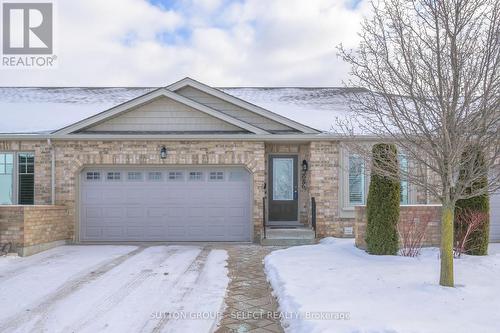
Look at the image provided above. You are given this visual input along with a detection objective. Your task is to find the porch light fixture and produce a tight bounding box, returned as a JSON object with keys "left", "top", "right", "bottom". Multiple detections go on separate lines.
{"left": 301, "top": 160, "right": 308, "bottom": 190}
{"left": 160, "top": 146, "right": 167, "bottom": 159}
{"left": 302, "top": 160, "right": 308, "bottom": 172}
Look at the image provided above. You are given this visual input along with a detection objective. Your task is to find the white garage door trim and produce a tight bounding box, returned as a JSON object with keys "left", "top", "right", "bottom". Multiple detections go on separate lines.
{"left": 78, "top": 166, "right": 252, "bottom": 242}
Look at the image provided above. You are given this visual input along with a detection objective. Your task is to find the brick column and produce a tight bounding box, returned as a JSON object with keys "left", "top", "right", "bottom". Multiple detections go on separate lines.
{"left": 309, "top": 141, "right": 340, "bottom": 237}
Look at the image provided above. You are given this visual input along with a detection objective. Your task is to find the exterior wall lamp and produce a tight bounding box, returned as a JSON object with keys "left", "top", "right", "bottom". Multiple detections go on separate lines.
{"left": 160, "top": 146, "right": 167, "bottom": 159}
{"left": 301, "top": 160, "right": 308, "bottom": 190}
{"left": 302, "top": 160, "right": 309, "bottom": 172}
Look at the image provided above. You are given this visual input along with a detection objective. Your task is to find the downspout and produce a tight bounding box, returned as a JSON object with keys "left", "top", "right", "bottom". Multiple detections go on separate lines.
{"left": 48, "top": 139, "right": 55, "bottom": 205}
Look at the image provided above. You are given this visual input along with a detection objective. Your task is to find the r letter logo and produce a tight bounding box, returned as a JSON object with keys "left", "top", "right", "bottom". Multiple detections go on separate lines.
{"left": 1, "top": 2, "right": 56, "bottom": 68}
{"left": 2, "top": 3, "right": 53, "bottom": 54}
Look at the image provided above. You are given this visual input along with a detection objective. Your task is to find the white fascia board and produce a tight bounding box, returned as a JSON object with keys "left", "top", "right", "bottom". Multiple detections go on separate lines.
{"left": 0, "top": 133, "right": 383, "bottom": 141}
{"left": 52, "top": 88, "right": 269, "bottom": 135}
{"left": 166, "top": 77, "right": 321, "bottom": 134}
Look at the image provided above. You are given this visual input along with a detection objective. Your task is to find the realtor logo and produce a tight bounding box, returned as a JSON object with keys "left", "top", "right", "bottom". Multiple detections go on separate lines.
{"left": 2, "top": 2, "right": 53, "bottom": 54}
{"left": 1, "top": 1, "right": 56, "bottom": 68}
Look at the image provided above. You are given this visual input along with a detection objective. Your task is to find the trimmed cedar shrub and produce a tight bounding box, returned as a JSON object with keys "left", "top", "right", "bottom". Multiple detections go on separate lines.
{"left": 365, "top": 143, "right": 401, "bottom": 255}
{"left": 454, "top": 148, "right": 490, "bottom": 256}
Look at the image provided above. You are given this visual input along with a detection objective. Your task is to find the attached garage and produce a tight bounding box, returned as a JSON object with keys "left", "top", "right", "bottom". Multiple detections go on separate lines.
{"left": 79, "top": 167, "right": 252, "bottom": 242}
{"left": 490, "top": 192, "right": 500, "bottom": 242}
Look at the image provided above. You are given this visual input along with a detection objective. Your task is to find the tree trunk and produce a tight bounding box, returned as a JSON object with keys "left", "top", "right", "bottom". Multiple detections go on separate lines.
{"left": 440, "top": 202, "right": 455, "bottom": 287}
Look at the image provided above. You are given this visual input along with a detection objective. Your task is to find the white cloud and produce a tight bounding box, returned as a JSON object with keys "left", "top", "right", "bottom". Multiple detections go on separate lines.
{"left": 0, "top": 0, "right": 370, "bottom": 86}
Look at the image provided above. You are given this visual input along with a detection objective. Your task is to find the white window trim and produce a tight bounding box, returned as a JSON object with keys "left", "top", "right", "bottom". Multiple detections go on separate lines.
{"left": 339, "top": 147, "right": 418, "bottom": 218}
{"left": 0, "top": 151, "right": 35, "bottom": 205}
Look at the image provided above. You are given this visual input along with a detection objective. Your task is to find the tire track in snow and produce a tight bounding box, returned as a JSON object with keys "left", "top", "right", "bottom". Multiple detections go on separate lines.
{"left": 61, "top": 247, "right": 179, "bottom": 333}
{"left": 0, "top": 252, "right": 68, "bottom": 284}
{"left": 143, "top": 247, "right": 211, "bottom": 333}
{"left": 0, "top": 246, "right": 145, "bottom": 332}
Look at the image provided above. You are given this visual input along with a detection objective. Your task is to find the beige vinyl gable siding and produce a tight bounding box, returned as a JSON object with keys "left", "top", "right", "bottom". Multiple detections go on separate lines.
{"left": 176, "top": 86, "right": 297, "bottom": 133}
{"left": 80, "top": 96, "right": 246, "bottom": 133}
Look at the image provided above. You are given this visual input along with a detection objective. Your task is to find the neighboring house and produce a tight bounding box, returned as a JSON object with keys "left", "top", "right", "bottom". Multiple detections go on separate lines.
{"left": 0, "top": 78, "right": 498, "bottom": 254}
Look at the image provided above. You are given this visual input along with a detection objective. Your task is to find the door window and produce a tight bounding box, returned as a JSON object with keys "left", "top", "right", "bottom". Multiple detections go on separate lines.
{"left": 272, "top": 158, "right": 294, "bottom": 201}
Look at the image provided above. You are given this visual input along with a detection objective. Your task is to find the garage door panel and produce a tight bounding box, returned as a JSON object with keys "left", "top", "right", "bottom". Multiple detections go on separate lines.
{"left": 102, "top": 207, "right": 123, "bottom": 218}
{"left": 84, "top": 227, "right": 102, "bottom": 238}
{"left": 209, "top": 225, "right": 226, "bottom": 237}
{"left": 207, "top": 207, "right": 226, "bottom": 217}
{"left": 168, "top": 207, "right": 185, "bottom": 217}
{"left": 80, "top": 167, "right": 251, "bottom": 242}
{"left": 85, "top": 207, "right": 102, "bottom": 218}
{"left": 126, "top": 227, "right": 144, "bottom": 238}
{"left": 126, "top": 207, "right": 144, "bottom": 218}
{"left": 83, "top": 189, "right": 103, "bottom": 204}
{"left": 228, "top": 225, "right": 245, "bottom": 237}
{"left": 102, "top": 226, "right": 124, "bottom": 238}
{"left": 101, "top": 189, "right": 124, "bottom": 202}
{"left": 147, "top": 207, "right": 168, "bottom": 218}
{"left": 168, "top": 226, "right": 186, "bottom": 236}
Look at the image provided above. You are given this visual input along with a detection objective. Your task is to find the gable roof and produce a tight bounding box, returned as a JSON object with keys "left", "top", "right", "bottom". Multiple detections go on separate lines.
{"left": 53, "top": 87, "right": 270, "bottom": 135}
{"left": 167, "top": 77, "right": 320, "bottom": 134}
{"left": 0, "top": 82, "right": 361, "bottom": 135}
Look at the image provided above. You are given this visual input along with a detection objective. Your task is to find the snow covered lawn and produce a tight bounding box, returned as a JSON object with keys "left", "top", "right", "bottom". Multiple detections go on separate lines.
{"left": 265, "top": 238, "right": 500, "bottom": 333}
{"left": 0, "top": 245, "right": 229, "bottom": 333}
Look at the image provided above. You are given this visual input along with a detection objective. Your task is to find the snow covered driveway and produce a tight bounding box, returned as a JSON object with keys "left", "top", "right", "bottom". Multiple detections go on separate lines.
{"left": 265, "top": 238, "right": 500, "bottom": 333}
{"left": 0, "top": 245, "right": 229, "bottom": 333}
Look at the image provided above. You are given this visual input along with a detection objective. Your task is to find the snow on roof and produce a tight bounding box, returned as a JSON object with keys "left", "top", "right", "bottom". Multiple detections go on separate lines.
{"left": 0, "top": 87, "right": 359, "bottom": 133}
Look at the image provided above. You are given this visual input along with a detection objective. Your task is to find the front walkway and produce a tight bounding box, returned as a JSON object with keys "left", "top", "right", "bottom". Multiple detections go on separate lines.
{"left": 215, "top": 245, "right": 284, "bottom": 333}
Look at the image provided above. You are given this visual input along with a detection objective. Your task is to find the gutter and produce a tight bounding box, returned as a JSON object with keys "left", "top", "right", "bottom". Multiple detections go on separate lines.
{"left": 47, "top": 138, "right": 55, "bottom": 205}
{"left": 0, "top": 133, "right": 384, "bottom": 142}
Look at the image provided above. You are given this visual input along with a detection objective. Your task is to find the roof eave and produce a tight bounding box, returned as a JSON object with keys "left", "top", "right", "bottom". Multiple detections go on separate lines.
{"left": 0, "top": 132, "right": 383, "bottom": 142}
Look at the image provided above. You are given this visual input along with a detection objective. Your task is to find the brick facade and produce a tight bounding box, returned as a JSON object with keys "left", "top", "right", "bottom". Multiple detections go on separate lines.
{"left": 0, "top": 205, "right": 70, "bottom": 255}
{"left": 308, "top": 141, "right": 348, "bottom": 237}
{"left": 0, "top": 138, "right": 441, "bottom": 249}
{"left": 0, "top": 140, "right": 266, "bottom": 243}
{"left": 354, "top": 205, "right": 442, "bottom": 249}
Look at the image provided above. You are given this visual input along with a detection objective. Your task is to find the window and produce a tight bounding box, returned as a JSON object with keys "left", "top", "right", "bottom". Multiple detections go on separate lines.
{"left": 86, "top": 172, "right": 100, "bottom": 180}
{"left": 127, "top": 172, "right": 143, "bottom": 181}
{"left": 189, "top": 171, "right": 203, "bottom": 181}
{"left": 168, "top": 171, "right": 183, "bottom": 181}
{"left": 0, "top": 153, "right": 14, "bottom": 204}
{"left": 106, "top": 172, "right": 121, "bottom": 181}
{"left": 0, "top": 152, "right": 35, "bottom": 205}
{"left": 209, "top": 171, "right": 224, "bottom": 181}
{"left": 400, "top": 154, "right": 409, "bottom": 204}
{"left": 18, "top": 153, "right": 34, "bottom": 205}
{"left": 148, "top": 172, "right": 162, "bottom": 181}
{"left": 348, "top": 155, "right": 365, "bottom": 205}
{"left": 272, "top": 158, "right": 294, "bottom": 201}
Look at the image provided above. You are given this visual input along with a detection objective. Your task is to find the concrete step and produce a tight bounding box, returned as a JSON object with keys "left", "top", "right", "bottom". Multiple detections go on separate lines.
{"left": 260, "top": 228, "right": 316, "bottom": 246}
{"left": 260, "top": 238, "right": 317, "bottom": 246}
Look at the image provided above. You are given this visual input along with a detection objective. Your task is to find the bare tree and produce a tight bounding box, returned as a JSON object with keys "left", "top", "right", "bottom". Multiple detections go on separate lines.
{"left": 338, "top": 0, "right": 500, "bottom": 287}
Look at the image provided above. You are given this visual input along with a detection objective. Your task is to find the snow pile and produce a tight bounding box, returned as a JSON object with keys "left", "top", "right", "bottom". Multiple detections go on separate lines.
{"left": 265, "top": 238, "right": 500, "bottom": 333}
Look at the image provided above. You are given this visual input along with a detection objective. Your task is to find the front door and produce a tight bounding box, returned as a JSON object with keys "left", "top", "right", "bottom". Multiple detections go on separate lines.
{"left": 268, "top": 155, "right": 298, "bottom": 223}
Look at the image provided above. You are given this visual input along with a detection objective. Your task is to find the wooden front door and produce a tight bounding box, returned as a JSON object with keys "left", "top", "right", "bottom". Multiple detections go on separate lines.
{"left": 268, "top": 155, "right": 298, "bottom": 222}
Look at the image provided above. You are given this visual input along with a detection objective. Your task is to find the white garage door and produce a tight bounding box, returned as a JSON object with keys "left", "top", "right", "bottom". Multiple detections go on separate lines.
{"left": 79, "top": 167, "right": 252, "bottom": 242}
{"left": 490, "top": 191, "right": 500, "bottom": 242}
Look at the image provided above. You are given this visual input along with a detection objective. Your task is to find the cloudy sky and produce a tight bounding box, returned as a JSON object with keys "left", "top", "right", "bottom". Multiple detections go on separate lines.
{"left": 0, "top": 0, "right": 369, "bottom": 87}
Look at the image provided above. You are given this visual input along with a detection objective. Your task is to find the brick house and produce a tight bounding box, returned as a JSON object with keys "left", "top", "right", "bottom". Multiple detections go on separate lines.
{"left": 0, "top": 78, "right": 498, "bottom": 255}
